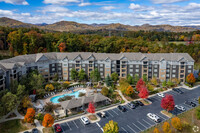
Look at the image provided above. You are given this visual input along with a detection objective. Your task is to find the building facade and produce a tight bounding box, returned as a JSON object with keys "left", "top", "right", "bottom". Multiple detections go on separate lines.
{"left": 0, "top": 52, "right": 194, "bottom": 92}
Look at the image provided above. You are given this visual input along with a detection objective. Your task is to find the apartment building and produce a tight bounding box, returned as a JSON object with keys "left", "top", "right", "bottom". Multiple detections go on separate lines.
{"left": 0, "top": 52, "right": 194, "bottom": 91}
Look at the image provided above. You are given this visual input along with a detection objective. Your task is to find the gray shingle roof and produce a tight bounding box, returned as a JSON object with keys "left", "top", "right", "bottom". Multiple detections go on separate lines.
{"left": 0, "top": 52, "right": 194, "bottom": 70}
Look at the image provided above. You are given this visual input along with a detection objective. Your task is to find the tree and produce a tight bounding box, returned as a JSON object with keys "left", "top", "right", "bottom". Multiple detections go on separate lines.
{"left": 90, "top": 68, "right": 101, "bottom": 82}
{"left": 24, "top": 108, "right": 35, "bottom": 123}
{"left": 45, "top": 84, "right": 55, "bottom": 91}
{"left": 62, "top": 81, "right": 70, "bottom": 89}
{"left": 151, "top": 77, "right": 158, "bottom": 86}
{"left": 171, "top": 117, "right": 182, "bottom": 131}
{"left": 111, "top": 72, "right": 119, "bottom": 83}
{"left": 133, "top": 74, "right": 139, "bottom": 85}
{"left": 1, "top": 92, "right": 18, "bottom": 112}
{"left": 125, "top": 85, "right": 134, "bottom": 96}
{"left": 161, "top": 94, "right": 175, "bottom": 111}
{"left": 52, "top": 74, "right": 58, "bottom": 82}
{"left": 30, "top": 73, "right": 45, "bottom": 91}
{"left": 21, "top": 96, "right": 32, "bottom": 109}
{"left": 101, "top": 87, "right": 109, "bottom": 96}
{"left": 154, "top": 128, "right": 160, "bottom": 133}
{"left": 138, "top": 86, "right": 149, "bottom": 99}
{"left": 17, "top": 84, "right": 26, "bottom": 98}
{"left": 167, "top": 80, "right": 174, "bottom": 87}
{"left": 70, "top": 68, "right": 78, "bottom": 81}
{"left": 10, "top": 80, "right": 18, "bottom": 94}
{"left": 58, "top": 42, "right": 66, "bottom": 52}
{"left": 186, "top": 73, "right": 196, "bottom": 86}
{"left": 143, "top": 74, "right": 148, "bottom": 83}
{"left": 42, "top": 113, "right": 54, "bottom": 127}
{"left": 105, "top": 75, "right": 112, "bottom": 87}
{"left": 127, "top": 74, "right": 133, "bottom": 84}
{"left": 87, "top": 102, "right": 95, "bottom": 114}
{"left": 162, "top": 81, "right": 167, "bottom": 88}
{"left": 162, "top": 122, "right": 171, "bottom": 133}
{"left": 119, "top": 79, "right": 130, "bottom": 94}
{"left": 136, "top": 78, "right": 145, "bottom": 91}
{"left": 103, "top": 120, "right": 119, "bottom": 133}
{"left": 78, "top": 69, "right": 87, "bottom": 81}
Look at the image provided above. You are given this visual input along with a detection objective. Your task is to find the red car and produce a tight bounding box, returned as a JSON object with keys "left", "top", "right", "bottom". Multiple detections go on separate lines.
{"left": 54, "top": 124, "right": 62, "bottom": 133}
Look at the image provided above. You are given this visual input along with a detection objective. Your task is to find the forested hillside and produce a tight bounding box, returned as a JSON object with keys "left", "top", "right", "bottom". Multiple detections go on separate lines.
{"left": 0, "top": 26, "right": 200, "bottom": 69}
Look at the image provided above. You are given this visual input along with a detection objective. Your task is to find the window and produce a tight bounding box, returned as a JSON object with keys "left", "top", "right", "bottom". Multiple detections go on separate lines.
{"left": 161, "top": 70, "right": 165, "bottom": 72}
{"left": 135, "top": 69, "right": 139, "bottom": 72}
{"left": 122, "top": 74, "right": 125, "bottom": 77}
{"left": 100, "top": 64, "right": 103, "bottom": 67}
{"left": 180, "top": 70, "right": 184, "bottom": 73}
{"left": 100, "top": 68, "right": 103, "bottom": 71}
{"left": 166, "top": 74, "right": 169, "bottom": 77}
{"left": 136, "top": 65, "right": 139, "bottom": 68}
{"left": 148, "top": 69, "right": 152, "bottom": 72}
{"left": 173, "top": 65, "right": 176, "bottom": 68}
{"left": 144, "top": 70, "right": 147, "bottom": 73}
{"left": 112, "top": 68, "right": 115, "bottom": 71}
{"left": 188, "top": 70, "right": 191, "bottom": 73}
{"left": 82, "top": 68, "right": 85, "bottom": 71}
{"left": 106, "top": 69, "right": 110, "bottom": 72}
{"left": 154, "top": 69, "right": 157, "bottom": 72}
{"left": 154, "top": 65, "right": 158, "bottom": 68}
{"left": 52, "top": 68, "right": 55, "bottom": 71}
{"left": 172, "top": 74, "right": 176, "bottom": 78}
{"left": 89, "top": 69, "right": 92, "bottom": 72}
{"left": 161, "top": 74, "right": 165, "bottom": 77}
{"left": 173, "top": 70, "right": 176, "bottom": 73}
{"left": 64, "top": 64, "right": 67, "bottom": 67}
{"left": 122, "top": 69, "right": 126, "bottom": 72}
{"left": 130, "top": 69, "right": 133, "bottom": 72}
{"left": 154, "top": 74, "right": 157, "bottom": 77}
{"left": 130, "top": 65, "right": 133, "bottom": 68}
{"left": 188, "top": 65, "right": 192, "bottom": 69}
{"left": 130, "top": 74, "right": 133, "bottom": 76}
{"left": 180, "top": 75, "right": 184, "bottom": 78}
{"left": 58, "top": 68, "right": 61, "bottom": 70}
{"left": 82, "top": 64, "right": 85, "bottom": 67}
{"left": 100, "top": 73, "right": 103, "bottom": 76}
{"left": 52, "top": 64, "right": 55, "bottom": 67}
{"left": 45, "top": 69, "right": 48, "bottom": 72}
{"left": 64, "top": 73, "right": 67, "bottom": 75}
{"left": 69, "top": 64, "right": 72, "bottom": 67}
{"left": 89, "top": 64, "right": 93, "bottom": 67}
{"left": 167, "top": 69, "right": 170, "bottom": 72}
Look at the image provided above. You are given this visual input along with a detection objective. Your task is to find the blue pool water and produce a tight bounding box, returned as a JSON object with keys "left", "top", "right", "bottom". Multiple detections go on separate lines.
{"left": 50, "top": 89, "right": 86, "bottom": 103}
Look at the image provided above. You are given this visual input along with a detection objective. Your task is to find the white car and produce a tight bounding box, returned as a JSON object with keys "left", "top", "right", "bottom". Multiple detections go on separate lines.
{"left": 175, "top": 105, "right": 186, "bottom": 111}
{"left": 147, "top": 113, "right": 161, "bottom": 123}
{"left": 80, "top": 116, "right": 90, "bottom": 125}
{"left": 157, "top": 93, "right": 165, "bottom": 98}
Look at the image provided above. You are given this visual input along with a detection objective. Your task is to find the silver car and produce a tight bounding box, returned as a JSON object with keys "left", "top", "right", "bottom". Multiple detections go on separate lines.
{"left": 175, "top": 105, "right": 186, "bottom": 111}
{"left": 80, "top": 116, "right": 90, "bottom": 125}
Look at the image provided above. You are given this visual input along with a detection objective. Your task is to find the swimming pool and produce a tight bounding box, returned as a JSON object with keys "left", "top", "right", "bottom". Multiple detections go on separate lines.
{"left": 50, "top": 89, "right": 86, "bottom": 103}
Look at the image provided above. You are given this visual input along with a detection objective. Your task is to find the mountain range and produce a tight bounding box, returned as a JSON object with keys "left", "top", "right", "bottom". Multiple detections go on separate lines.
{"left": 0, "top": 17, "right": 199, "bottom": 32}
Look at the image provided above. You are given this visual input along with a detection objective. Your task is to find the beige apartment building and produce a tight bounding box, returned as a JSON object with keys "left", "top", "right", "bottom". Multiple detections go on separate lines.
{"left": 0, "top": 52, "right": 194, "bottom": 91}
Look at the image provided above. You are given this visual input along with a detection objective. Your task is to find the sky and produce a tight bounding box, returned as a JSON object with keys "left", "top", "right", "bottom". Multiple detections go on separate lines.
{"left": 0, "top": 0, "right": 200, "bottom": 26}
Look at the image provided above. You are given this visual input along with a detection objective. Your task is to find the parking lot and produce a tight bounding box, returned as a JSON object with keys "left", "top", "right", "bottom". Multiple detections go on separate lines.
{"left": 59, "top": 87, "right": 200, "bottom": 133}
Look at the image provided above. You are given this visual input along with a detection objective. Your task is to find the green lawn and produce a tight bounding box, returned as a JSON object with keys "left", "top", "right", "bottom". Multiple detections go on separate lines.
{"left": 0, "top": 119, "right": 29, "bottom": 133}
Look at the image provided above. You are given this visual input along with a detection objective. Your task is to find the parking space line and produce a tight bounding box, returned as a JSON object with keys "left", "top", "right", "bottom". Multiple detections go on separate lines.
{"left": 147, "top": 117, "right": 157, "bottom": 124}
{"left": 137, "top": 121, "right": 148, "bottom": 129}
{"left": 79, "top": 119, "right": 85, "bottom": 127}
{"left": 156, "top": 113, "right": 167, "bottom": 120}
{"left": 114, "top": 108, "right": 123, "bottom": 113}
{"left": 142, "top": 119, "right": 152, "bottom": 127}
{"left": 183, "top": 103, "right": 193, "bottom": 108}
{"left": 132, "top": 122, "right": 143, "bottom": 131}
{"left": 111, "top": 109, "right": 119, "bottom": 115}
{"left": 60, "top": 124, "right": 66, "bottom": 133}
{"left": 73, "top": 120, "right": 79, "bottom": 128}
{"left": 127, "top": 125, "right": 137, "bottom": 133}
{"left": 66, "top": 122, "right": 72, "bottom": 130}
{"left": 121, "top": 127, "right": 128, "bottom": 133}
{"left": 96, "top": 122, "right": 104, "bottom": 132}
{"left": 106, "top": 111, "right": 114, "bottom": 117}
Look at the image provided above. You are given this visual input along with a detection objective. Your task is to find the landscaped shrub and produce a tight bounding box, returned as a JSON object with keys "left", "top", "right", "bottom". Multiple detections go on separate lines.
{"left": 162, "top": 122, "right": 171, "bottom": 133}
{"left": 45, "top": 84, "right": 55, "bottom": 91}
{"left": 24, "top": 108, "right": 35, "bottom": 123}
{"left": 154, "top": 128, "right": 160, "bottom": 133}
{"left": 147, "top": 83, "right": 154, "bottom": 91}
{"left": 78, "top": 92, "right": 86, "bottom": 97}
{"left": 37, "top": 113, "right": 44, "bottom": 121}
{"left": 167, "top": 80, "right": 174, "bottom": 87}
{"left": 171, "top": 117, "right": 182, "bottom": 131}
{"left": 101, "top": 87, "right": 109, "bottom": 96}
{"left": 58, "top": 96, "right": 73, "bottom": 102}
{"left": 181, "top": 120, "right": 191, "bottom": 129}
{"left": 196, "top": 108, "right": 200, "bottom": 120}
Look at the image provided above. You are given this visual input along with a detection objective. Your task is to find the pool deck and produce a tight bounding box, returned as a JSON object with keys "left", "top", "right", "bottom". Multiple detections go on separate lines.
{"left": 44, "top": 87, "right": 91, "bottom": 104}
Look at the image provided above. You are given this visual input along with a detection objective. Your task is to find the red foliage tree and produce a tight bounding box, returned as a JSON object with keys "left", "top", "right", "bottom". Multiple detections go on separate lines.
{"left": 87, "top": 102, "right": 95, "bottom": 113}
{"left": 161, "top": 94, "right": 175, "bottom": 111}
{"left": 58, "top": 42, "right": 66, "bottom": 52}
{"left": 138, "top": 86, "right": 149, "bottom": 99}
{"left": 136, "top": 78, "right": 145, "bottom": 91}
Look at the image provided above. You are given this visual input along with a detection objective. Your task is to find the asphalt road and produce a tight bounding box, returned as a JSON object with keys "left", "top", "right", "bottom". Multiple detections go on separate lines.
{"left": 59, "top": 87, "right": 200, "bottom": 133}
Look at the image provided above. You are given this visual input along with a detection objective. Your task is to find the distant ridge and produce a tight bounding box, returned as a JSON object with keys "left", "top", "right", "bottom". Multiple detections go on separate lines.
{"left": 0, "top": 17, "right": 198, "bottom": 32}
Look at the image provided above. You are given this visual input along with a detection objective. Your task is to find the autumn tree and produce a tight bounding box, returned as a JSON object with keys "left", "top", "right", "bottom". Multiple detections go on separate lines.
{"left": 171, "top": 117, "right": 182, "bottom": 131}
{"left": 162, "top": 122, "right": 171, "bottom": 133}
{"left": 138, "top": 86, "right": 149, "bottom": 99}
{"left": 42, "top": 113, "right": 54, "bottom": 127}
{"left": 103, "top": 120, "right": 119, "bottom": 133}
{"left": 24, "top": 108, "right": 35, "bottom": 123}
{"left": 186, "top": 73, "right": 196, "bottom": 86}
{"left": 154, "top": 128, "right": 160, "bottom": 133}
{"left": 21, "top": 96, "right": 32, "bottom": 109}
{"left": 161, "top": 94, "right": 175, "bottom": 111}
{"left": 58, "top": 42, "right": 66, "bottom": 52}
{"left": 151, "top": 77, "right": 158, "bottom": 86}
{"left": 87, "top": 102, "right": 95, "bottom": 114}
{"left": 126, "top": 85, "right": 134, "bottom": 96}
{"left": 111, "top": 72, "right": 119, "bottom": 84}
{"left": 45, "top": 84, "right": 55, "bottom": 91}
{"left": 101, "top": 87, "right": 109, "bottom": 96}
{"left": 62, "top": 81, "right": 70, "bottom": 89}
{"left": 136, "top": 78, "right": 145, "bottom": 91}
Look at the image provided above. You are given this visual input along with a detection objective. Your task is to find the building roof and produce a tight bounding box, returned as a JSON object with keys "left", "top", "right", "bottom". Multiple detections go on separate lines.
{"left": 60, "top": 93, "right": 110, "bottom": 110}
{"left": 0, "top": 52, "right": 194, "bottom": 70}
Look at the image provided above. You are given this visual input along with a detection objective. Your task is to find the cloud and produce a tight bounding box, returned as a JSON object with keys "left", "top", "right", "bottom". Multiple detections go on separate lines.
{"left": 0, "top": 0, "right": 28, "bottom": 5}
{"left": 129, "top": 3, "right": 154, "bottom": 11}
{"left": 43, "top": 0, "right": 79, "bottom": 5}
{"left": 38, "top": 5, "right": 69, "bottom": 13}
{"left": 101, "top": 6, "right": 116, "bottom": 10}
{"left": 78, "top": 2, "right": 91, "bottom": 6}
{"left": 0, "top": 9, "right": 13, "bottom": 16}
{"left": 151, "top": 0, "right": 188, "bottom": 4}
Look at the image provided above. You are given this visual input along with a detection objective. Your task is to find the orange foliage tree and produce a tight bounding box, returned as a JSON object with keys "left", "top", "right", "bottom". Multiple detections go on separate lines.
{"left": 186, "top": 73, "right": 196, "bottom": 85}
{"left": 171, "top": 117, "right": 182, "bottom": 131}
{"left": 162, "top": 122, "right": 171, "bottom": 133}
{"left": 58, "top": 42, "right": 66, "bottom": 52}
{"left": 125, "top": 85, "right": 134, "bottom": 96}
{"left": 154, "top": 128, "right": 160, "bottom": 133}
{"left": 42, "top": 113, "right": 54, "bottom": 127}
{"left": 24, "top": 108, "right": 35, "bottom": 123}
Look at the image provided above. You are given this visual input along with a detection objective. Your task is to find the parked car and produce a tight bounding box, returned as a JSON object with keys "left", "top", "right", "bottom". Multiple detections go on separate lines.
{"left": 54, "top": 124, "right": 62, "bottom": 133}
{"left": 31, "top": 128, "right": 39, "bottom": 133}
{"left": 172, "top": 88, "right": 183, "bottom": 94}
{"left": 147, "top": 113, "right": 161, "bottom": 123}
{"left": 157, "top": 93, "right": 165, "bottom": 98}
{"left": 97, "top": 112, "right": 106, "bottom": 118}
{"left": 117, "top": 105, "right": 126, "bottom": 112}
{"left": 127, "top": 102, "right": 136, "bottom": 109}
{"left": 175, "top": 105, "right": 186, "bottom": 111}
{"left": 194, "top": 97, "right": 199, "bottom": 101}
{"left": 137, "top": 101, "right": 144, "bottom": 106}
{"left": 23, "top": 131, "right": 30, "bottom": 133}
{"left": 80, "top": 116, "right": 90, "bottom": 125}
{"left": 131, "top": 101, "right": 139, "bottom": 107}
{"left": 185, "top": 101, "right": 196, "bottom": 107}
